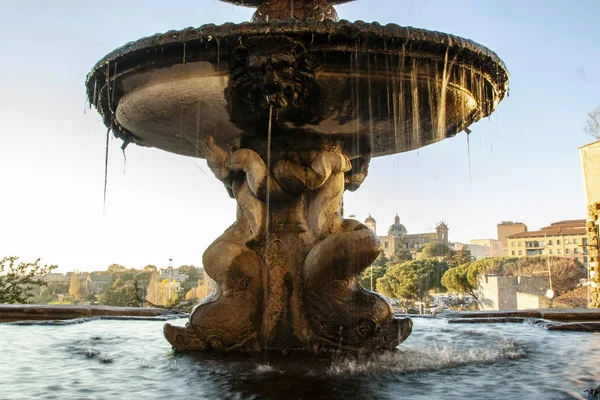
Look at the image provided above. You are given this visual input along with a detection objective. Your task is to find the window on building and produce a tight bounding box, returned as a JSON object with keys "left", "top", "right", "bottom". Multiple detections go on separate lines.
{"left": 584, "top": 256, "right": 588, "bottom": 263}
{"left": 557, "top": 240, "right": 561, "bottom": 245}
{"left": 384, "top": 242, "right": 388, "bottom": 249}
{"left": 558, "top": 249, "right": 562, "bottom": 254}
{"left": 548, "top": 240, "right": 553, "bottom": 245}
{"left": 565, "top": 239, "right": 570, "bottom": 245}
{"left": 573, "top": 238, "right": 578, "bottom": 244}
{"left": 518, "top": 250, "right": 522, "bottom": 256}
{"left": 518, "top": 242, "right": 522, "bottom": 247}
{"left": 549, "top": 249, "right": 553, "bottom": 254}
{"left": 583, "top": 238, "right": 588, "bottom": 245}
{"left": 512, "top": 242, "right": 516, "bottom": 247}
{"left": 565, "top": 248, "right": 570, "bottom": 254}
{"left": 511, "top": 251, "right": 515, "bottom": 256}
{"left": 574, "top": 248, "right": 579, "bottom": 254}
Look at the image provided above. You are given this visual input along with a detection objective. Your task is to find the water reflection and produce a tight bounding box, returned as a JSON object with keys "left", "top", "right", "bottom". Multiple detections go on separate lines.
{"left": 1, "top": 318, "right": 599, "bottom": 399}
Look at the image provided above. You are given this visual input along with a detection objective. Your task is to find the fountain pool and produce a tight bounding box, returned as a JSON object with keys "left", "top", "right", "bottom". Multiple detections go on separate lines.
{"left": 2, "top": 317, "right": 598, "bottom": 399}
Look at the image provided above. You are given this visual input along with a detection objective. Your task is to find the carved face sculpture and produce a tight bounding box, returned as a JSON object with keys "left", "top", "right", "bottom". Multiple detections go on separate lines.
{"left": 308, "top": 282, "right": 411, "bottom": 352}
{"left": 227, "top": 35, "right": 321, "bottom": 127}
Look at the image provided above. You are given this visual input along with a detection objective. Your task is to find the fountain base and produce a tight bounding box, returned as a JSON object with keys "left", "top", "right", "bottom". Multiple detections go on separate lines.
{"left": 162, "top": 134, "right": 412, "bottom": 353}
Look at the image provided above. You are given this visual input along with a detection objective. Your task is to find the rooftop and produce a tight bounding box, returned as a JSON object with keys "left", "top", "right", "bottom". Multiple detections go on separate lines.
{"left": 507, "top": 219, "right": 586, "bottom": 239}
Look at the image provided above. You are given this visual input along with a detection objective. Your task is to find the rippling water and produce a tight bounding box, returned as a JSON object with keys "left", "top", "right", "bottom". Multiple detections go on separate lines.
{"left": 1, "top": 317, "right": 599, "bottom": 399}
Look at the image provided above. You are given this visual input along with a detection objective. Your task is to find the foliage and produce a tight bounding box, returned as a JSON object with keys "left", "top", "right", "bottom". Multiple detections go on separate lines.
{"left": 448, "top": 248, "right": 473, "bottom": 268}
{"left": 0, "top": 257, "right": 57, "bottom": 304}
{"left": 99, "top": 278, "right": 141, "bottom": 307}
{"left": 358, "top": 266, "right": 387, "bottom": 292}
{"left": 418, "top": 243, "right": 452, "bottom": 259}
{"left": 68, "top": 271, "right": 87, "bottom": 302}
{"left": 388, "top": 250, "right": 413, "bottom": 265}
{"left": 107, "top": 264, "right": 127, "bottom": 275}
{"left": 177, "top": 265, "right": 202, "bottom": 282}
{"left": 143, "top": 265, "right": 157, "bottom": 272}
{"left": 377, "top": 259, "right": 449, "bottom": 302}
{"left": 441, "top": 256, "right": 586, "bottom": 299}
{"left": 584, "top": 105, "right": 600, "bottom": 139}
{"left": 515, "top": 256, "right": 587, "bottom": 296}
{"left": 183, "top": 271, "right": 216, "bottom": 304}
{"left": 372, "top": 252, "right": 389, "bottom": 267}
{"left": 441, "top": 262, "right": 480, "bottom": 299}
{"left": 146, "top": 272, "right": 180, "bottom": 307}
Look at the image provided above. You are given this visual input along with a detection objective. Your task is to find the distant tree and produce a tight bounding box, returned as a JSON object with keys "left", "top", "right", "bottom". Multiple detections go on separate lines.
{"left": 68, "top": 271, "right": 88, "bottom": 302}
{"left": 584, "top": 105, "right": 600, "bottom": 139}
{"left": 441, "top": 256, "right": 586, "bottom": 299}
{"left": 195, "top": 271, "right": 215, "bottom": 302}
{"left": 516, "top": 256, "right": 586, "bottom": 296}
{"left": 146, "top": 272, "right": 179, "bottom": 307}
{"left": 448, "top": 248, "right": 473, "bottom": 268}
{"left": 441, "top": 262, "right": 480, "bottom": 299}
{"left": 377, "top": 259, "right": 449, "bottom": 302}
{"left": 358, "top": 266, "right": 387, "bottom": 292}
{"left": 419, "top": 243, "right": 453, "bottom": 259}
{"left": 177, "top": 265, "right": 201, "bottom": 282}
{"left": 372, "top": 252, "right": 390, "bottom": 267}
{"left": 99, "top": 278, "right": 141, "bottom": 307}
{"left": 389, "top": 250, "right": 413, "bottom": 264}
{"left": 0, "top": 257, "right": 57, "bottom": 304}
{"left": 143, "top": 265, "right": 157, "bottom": 273}
{"left": 107, "top": 264, "right": 127, "bottom": 275}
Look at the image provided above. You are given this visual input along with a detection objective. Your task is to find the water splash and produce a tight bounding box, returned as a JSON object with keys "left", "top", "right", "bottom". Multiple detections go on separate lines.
{"left": 328, "top": 338, "right": 525, "bottom": 376}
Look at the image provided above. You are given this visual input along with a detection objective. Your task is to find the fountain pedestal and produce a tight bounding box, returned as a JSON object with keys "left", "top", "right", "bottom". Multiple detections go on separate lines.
{"left": 164, "top": 134, "right": 411, "bottom": 352}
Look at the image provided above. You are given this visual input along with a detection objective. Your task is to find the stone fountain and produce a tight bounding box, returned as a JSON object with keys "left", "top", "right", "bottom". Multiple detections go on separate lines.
{"left": 86, "top": 0, "right": 508, "bottom": 353}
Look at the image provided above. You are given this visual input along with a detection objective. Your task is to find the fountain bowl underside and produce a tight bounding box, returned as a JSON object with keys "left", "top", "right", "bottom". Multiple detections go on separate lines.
{"left": 87, "top": 20, "right": 508, "bottom": 159}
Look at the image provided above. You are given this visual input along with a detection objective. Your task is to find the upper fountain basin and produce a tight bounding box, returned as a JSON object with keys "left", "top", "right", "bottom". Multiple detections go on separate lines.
{"left": 86, "top": 20, "right": 509, "bottom": 159}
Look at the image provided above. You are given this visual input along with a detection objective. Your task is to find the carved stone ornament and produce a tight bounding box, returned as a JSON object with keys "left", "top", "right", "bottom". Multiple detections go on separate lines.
{"left": 226, "top": 35, "right": 322, "bottom": 129}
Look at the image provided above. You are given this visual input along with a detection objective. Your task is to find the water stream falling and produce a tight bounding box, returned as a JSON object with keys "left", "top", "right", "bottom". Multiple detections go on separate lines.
{"left": 264, "top": 102, "right": 274, "bottom": 355}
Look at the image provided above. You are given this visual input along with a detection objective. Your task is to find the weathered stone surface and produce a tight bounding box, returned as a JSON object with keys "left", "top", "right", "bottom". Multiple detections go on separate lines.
{"left": 445, "top": 309, "right": 600, "bottom": 322}
{"left": 164, "top": 135, "right": 412, "bottom": 352}
{"left": 86, "top": 20, "right": 509, "bottom": 159}
{"left": 0, "top": 305, "right": 183, "bottom": 323}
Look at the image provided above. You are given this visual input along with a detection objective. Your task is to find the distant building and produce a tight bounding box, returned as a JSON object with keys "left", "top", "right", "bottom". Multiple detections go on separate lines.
{"left": 506, "top": 220, "right": 589, "bottom": 266}
{"left": 579, "top": 140, "right": 600, "bottom": 308}
{"left": 497, "top": 221, "right": 527, "bottom": 256}
{"left": 365, "top": 214, "right": 449, "bottom": 258}
{"left": 477, "top": 275, "right": 550, "bottom": 311}
{"left": 469, "top": 239, "right": 504, "bottom": 260}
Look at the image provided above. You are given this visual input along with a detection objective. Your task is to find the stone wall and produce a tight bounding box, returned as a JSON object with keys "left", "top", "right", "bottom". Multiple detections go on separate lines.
{"left": 587, "top": 202, "right": 600, "bottom": 308}
{"left": 478, "top": 275, "right": 549, "bottom": 311}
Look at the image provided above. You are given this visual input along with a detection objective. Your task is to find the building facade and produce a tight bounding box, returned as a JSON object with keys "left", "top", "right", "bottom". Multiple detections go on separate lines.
{"left": 365, "top": 214, "right": 449, "bottom": 258}
{"left": 497, "top": 221, "right": 527, "bottom": 256}
{"left": 506, "top": 220, "right": 589, "bottom": 266}
{"left": 469, "top": 239, "right": 504, "bottom": 260}
{"left": 580, "top": 140, "right": 600, "bottom": 308}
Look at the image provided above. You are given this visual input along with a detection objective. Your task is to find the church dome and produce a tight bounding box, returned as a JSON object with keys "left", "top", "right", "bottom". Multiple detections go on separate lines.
{"left": 365, "top": 214, "right": 376, "bottom": 224}
{"left": 388, "top": 214, "right": 407, "bottom": 238}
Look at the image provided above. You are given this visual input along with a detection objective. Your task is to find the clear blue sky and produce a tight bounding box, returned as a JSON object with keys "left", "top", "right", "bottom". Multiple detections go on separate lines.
{"left": 1, "top": 0, "right": 599, "bottom": 272}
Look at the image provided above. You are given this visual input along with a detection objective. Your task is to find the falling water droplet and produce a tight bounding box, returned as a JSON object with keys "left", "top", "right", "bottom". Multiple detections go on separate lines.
{"left": 466, "top": 131, "right": 472, "bottom": 184}
{"left": 103, "top": 128, "right": 110, "bottom": 214}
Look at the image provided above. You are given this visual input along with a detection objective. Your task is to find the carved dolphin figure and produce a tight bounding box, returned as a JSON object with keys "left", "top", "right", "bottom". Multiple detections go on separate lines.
{"left": 303, "top": 225, "right": 412, "bottom": 352}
